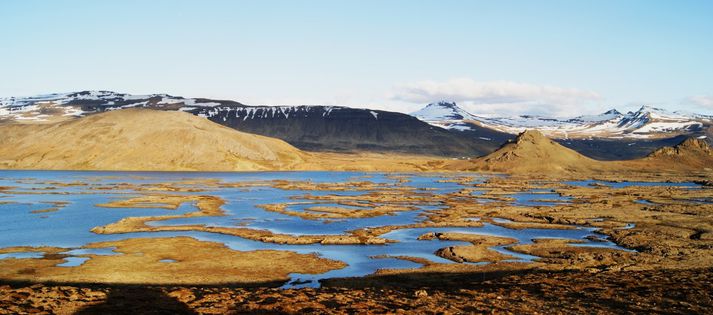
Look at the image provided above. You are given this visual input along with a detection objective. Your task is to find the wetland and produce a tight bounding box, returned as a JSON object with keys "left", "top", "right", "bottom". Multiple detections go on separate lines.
{"left": 1, "top": 170, "right": 712, "bottom": 313}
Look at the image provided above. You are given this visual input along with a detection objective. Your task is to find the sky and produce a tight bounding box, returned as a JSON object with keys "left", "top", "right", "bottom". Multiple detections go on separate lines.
{"left": 1, "top": 0, "right": 712, "bottom": 117}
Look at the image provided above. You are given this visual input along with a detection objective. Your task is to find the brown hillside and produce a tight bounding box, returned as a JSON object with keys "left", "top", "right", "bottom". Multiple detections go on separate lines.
{"left": 449, "top": 130, "right": 606, "bottom": 174}
{"left": 648, "top": 138, "right": 712, "bottom": 158}
{"left": 638, "top": 137, "right": 713, "bottom": 170}
{"left": 0, "top": 109, "right": 307, "bottom": 171}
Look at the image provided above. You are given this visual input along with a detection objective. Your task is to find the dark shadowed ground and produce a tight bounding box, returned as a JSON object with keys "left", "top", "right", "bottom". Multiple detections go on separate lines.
{"left": 1, "top": 268, "right": 712, "bottom": 314}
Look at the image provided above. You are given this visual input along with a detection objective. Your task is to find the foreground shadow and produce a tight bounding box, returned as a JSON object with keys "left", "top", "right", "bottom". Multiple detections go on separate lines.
{"left": 0, "top": 279, "right": 285, "bottom": 315}
{"left": 74, "top": 286, "right": 195, "bottom": 315}
{"left": 320, "top": 268, "right": 527, "bottom": 288}
{"left": 1, "top": 267, "right": 711, "bottom": 314}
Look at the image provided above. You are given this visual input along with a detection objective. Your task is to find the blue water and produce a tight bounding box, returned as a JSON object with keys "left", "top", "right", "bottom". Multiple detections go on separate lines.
{"left": 636, "top": 197, "right": 712, "bottom": 205}
{"left": 0, "top": 170, "right": 651, "bottom": 287}
{"left": 566, "top": 180, "right": 701, "bottom": 189}
{"left": 511, "top": 191, "right": 571, "bottom": 206}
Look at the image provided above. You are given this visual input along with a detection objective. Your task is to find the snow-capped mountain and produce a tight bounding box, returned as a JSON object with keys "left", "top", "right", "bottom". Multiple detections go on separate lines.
{"left": 0, "top": 91, "right": 227, "bottom": 122}
{"left": 3, "top": 91, "right": 710, "bottom": 157}
{"left": 411, "top": 102, "right": 712, "bottom": 139}
{"left": 411, "top": 101, "right": 477, "bottom": 131}
{"left": 0, "top": 90, "right": 383, "bottom": 123}
{"left": 411, "top": 101, "right": 477, "bottom": 121}
{"left": 0, "top": 91, "right": 499, "bottom": 157}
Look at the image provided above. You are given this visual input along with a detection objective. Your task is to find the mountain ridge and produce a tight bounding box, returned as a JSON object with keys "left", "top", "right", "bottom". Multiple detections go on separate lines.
{"left": 411, "top": 101, "right": 712, "bottom": 140}
{"left": 0, "top": 91, "right": 499, "bottom": 157}
{"left": 2, "top": 91, "right": 711, "bottom": 160}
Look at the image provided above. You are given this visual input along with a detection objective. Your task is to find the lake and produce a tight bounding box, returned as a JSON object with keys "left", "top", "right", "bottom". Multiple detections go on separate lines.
{"left": 0, "top": 170, "right": 648, "bottom": 287}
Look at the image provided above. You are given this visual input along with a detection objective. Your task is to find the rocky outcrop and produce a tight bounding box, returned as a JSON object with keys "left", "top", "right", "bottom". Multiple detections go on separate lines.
{"left": 648, "top": 138, "right": 713, "bottom": 158}
{"left": 643, "top": 137, "right": 713, "bottom": 169}
{"left": 461, "top": 130, "right": 604, "bottom": 174}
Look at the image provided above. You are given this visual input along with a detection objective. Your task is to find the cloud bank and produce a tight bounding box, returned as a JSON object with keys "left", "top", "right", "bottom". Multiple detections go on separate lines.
{"left": 685, "top": 95, "right": 713, "bottom": 109}
{"left": 390, "top": 78, "right": 603, "bottom": 117}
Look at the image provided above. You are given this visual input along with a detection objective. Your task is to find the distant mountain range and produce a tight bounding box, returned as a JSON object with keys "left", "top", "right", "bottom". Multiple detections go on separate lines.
{"left": 0, "top": 91, "right": 499, "bottom": 157}
{"left": 2, "top": 107, "right": 711, "bottom": 173}
{"left": 412, "top": 101, "right": 712, "bottom": 140}
{"left": 411, "top": 101, "right": 713, "bottom": 160}
{"left": 1, "top": 91, "right": 710, "bottom": 160}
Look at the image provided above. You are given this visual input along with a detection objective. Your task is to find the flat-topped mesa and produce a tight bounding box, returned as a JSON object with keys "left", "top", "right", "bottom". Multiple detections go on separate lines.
{"left": 647, "top": 137, "right": 713, "bottom": 158}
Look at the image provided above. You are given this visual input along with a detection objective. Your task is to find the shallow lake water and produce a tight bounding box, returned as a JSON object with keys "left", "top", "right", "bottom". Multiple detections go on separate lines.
{"left": 565, "top": 180, "right": 701, "bottom": 189}
{"left": 0, "top": 170, "right": 675, "bottom": 287}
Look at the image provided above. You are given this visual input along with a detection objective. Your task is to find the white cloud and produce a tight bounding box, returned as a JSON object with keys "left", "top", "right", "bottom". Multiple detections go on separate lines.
{"left": 685, "top": 95, "right": 713, "bottom": 109}
{"left": 390, "top": 78, "right": 603, "bottom": 117}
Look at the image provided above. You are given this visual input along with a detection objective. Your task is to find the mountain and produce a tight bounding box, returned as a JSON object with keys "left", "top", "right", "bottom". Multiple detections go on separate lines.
{"left": 411, "top": 102, "right": 713, "bottom": 140}
{"left": 411, "top": 101, "right": 713, "bottom": 160}
{"left": 193, "top": 105, "right": 498, "bottom": 156}
{"left": 0, "top": 91, "right": 233, "bottom": 123}
{"left": 0, "top": 91, "right": 497, "bottom": 157}
{"left": 644, "top": 137, "right": 713, "bottom": 169}
{"left": 410, "top": 101, "right": 515, "bottom": 148}
{"left": 3, "top": 91, "right": 710, "bottom": 160}
{"left": 452, "top": 130, "right": 603, "bottom": 173}
{"left": 0, "top": 109, "right": 308, "bottom": 171}
{"left": 648, "top": 137, "right": 713, "bottom": 158}
{"left": 411, "top": 101, "right": 477, "bottom": 131}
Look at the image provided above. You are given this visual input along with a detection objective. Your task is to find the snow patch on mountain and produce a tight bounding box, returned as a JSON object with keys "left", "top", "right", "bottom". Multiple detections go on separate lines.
{"left": 411, "top": 101, "right": 712, "bottom": 139}
{"left": 411, "top": 101, "right": 478, "bottom": 131}
{"left": 0, "top": 91, "right": 232, "bottom": 122}
{"left": 0, "top": 91, "right": 362, "bottom": 125}
{"left": 411, "top": 101, "right": 476, "bottom": 121}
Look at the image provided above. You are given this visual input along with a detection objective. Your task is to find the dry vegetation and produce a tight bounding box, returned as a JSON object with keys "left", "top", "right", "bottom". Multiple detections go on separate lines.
{"left": 0, "top": 237, "right": 345, "bottom": 285}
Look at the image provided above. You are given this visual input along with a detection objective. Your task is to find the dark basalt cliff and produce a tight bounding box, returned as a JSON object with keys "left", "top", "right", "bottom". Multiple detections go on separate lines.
{"left": 188, "top": 105, "right": 501, "bottom": 156}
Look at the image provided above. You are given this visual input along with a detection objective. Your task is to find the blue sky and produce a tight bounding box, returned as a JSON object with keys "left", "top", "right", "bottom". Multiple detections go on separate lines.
{"left": 1, "top": 0, "right": 712, "bottom": 116}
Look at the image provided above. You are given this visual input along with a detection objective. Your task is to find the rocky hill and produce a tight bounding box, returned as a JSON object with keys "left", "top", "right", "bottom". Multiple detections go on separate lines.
{"left": 452, "top": 130, "right": 604, "bottom": 173}
{"left": 648, "top": 138, "right": 713, "bottom": 158}
{"left": 643, "top": 137, "right": 713, "bottom": 169}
